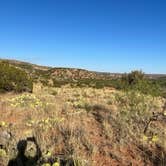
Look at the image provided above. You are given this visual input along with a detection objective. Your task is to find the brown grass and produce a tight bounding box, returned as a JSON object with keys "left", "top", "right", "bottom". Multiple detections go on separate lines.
{"left": 0, "top": 84, "right": 166, "bottom": 165}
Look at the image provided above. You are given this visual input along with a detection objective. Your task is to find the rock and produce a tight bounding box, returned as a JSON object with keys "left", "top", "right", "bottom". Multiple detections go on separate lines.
{"left": 0, "top": 130, "right": 12, "bottom": 147}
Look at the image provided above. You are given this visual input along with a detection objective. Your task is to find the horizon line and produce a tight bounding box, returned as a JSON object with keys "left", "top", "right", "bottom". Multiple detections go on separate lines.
{"left": 0, "top": 57, "right": 166, "bottom": 75}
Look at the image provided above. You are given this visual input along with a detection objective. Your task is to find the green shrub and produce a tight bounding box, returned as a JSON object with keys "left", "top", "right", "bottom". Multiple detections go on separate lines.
{"left": 0, "top": 62, "right": 33, "bottom": 93}
{"left": 118, "top": 71, "right": 162, "bottom": 97}
{"left": 52, "top": 79, "right": 71, "bottom": 87}
{"left": 154, "top": 77, "right": 166, "bottom": 98}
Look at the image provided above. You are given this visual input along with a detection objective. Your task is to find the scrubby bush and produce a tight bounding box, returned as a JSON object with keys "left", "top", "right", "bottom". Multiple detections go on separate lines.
{"left": 52, "top": 79, "right": 71, "bottom": 87}
{"left": 118, "top": 70, "right": 162, "bottom": 97}
{"left": 154, "top": 77, "right": 166, "bottom": 98}
{"left": 114, "top": 90, "right": 164, "bottom": 146}
{"left": 0, "top": 62, "right": 33, "bottom": 93}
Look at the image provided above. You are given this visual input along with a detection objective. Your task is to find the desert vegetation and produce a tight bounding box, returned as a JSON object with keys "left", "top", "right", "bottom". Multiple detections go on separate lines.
{"left": 0, "top": 62, "right": 33, "bottom": 93}
{"left": 0, "top": 60, "right": 166, "bottom": 166}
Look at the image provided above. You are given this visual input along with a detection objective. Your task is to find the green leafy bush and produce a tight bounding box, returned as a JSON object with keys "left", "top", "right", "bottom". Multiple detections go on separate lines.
{"left": 0, "top": 62, "right": 33, "bottom": 93}
{"left": 118, "top": 71, "right": 162, "bottom": 97}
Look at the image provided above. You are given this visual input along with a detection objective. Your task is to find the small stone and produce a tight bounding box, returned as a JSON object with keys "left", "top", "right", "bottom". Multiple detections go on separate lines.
{"left": 0, "top": 131, "right": 12, "bottom": 146}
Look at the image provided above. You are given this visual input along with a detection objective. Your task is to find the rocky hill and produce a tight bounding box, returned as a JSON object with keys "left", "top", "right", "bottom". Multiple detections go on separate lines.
{"left": 49, "top": 68, "right": 117, "bottom": 80}
{"left": 1, "top": 59, "right": 166, "bottom": 81}
{"left": 0, "top": 59, "right": 121, "bottom": 81}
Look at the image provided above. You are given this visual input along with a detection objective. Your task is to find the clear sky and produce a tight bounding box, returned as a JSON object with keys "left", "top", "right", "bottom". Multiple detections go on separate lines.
{"left": 0, "top": 0, "right": 165, "bottom": 73}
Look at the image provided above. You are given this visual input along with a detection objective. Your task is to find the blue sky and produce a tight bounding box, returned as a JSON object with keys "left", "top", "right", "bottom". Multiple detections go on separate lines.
{"left": 0, "top": 0, "right": 165, "bottom": 73}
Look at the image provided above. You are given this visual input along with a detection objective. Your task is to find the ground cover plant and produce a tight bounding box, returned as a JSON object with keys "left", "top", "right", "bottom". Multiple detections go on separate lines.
{"left": 0, "top": 85, "right": 166, "bottom": 166}
{"left": 0, "top": 60, "right": 166, "bottom": 165}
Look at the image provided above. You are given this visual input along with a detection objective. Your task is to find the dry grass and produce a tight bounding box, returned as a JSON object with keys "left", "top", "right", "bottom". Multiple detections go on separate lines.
{"left": 0, "top": 84, "right": 166, "bottom": 165}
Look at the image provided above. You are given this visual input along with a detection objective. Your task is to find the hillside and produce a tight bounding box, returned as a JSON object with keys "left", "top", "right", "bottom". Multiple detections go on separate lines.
{"left": 0, "top": 59, "right": 126, "bottom": 81}
{"left": 0, "top": 59, "right": 166, "bottom": 166}
{"left": 1, "top": 59, "right": 166, "bottom": 81}
{"left": 0, "top": 59, "right": 51, "bottom": 71}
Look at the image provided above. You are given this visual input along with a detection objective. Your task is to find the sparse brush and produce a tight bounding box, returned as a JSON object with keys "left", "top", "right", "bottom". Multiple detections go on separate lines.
{"left": 0, "top": 81, "right": 166, "bottom": 166}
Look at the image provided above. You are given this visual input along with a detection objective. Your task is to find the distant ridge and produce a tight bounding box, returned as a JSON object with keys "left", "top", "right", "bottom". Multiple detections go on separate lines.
{"left": 0, "top": 58, "right": 165, "bottom": 80}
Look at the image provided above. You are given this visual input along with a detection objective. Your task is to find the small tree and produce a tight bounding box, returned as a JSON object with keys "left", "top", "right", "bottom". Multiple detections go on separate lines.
{"left": 120, "top": 70, "right": 161, "bottom": 96}
{"left": 127, "top": 70, "right": 145, "bottom": 85}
